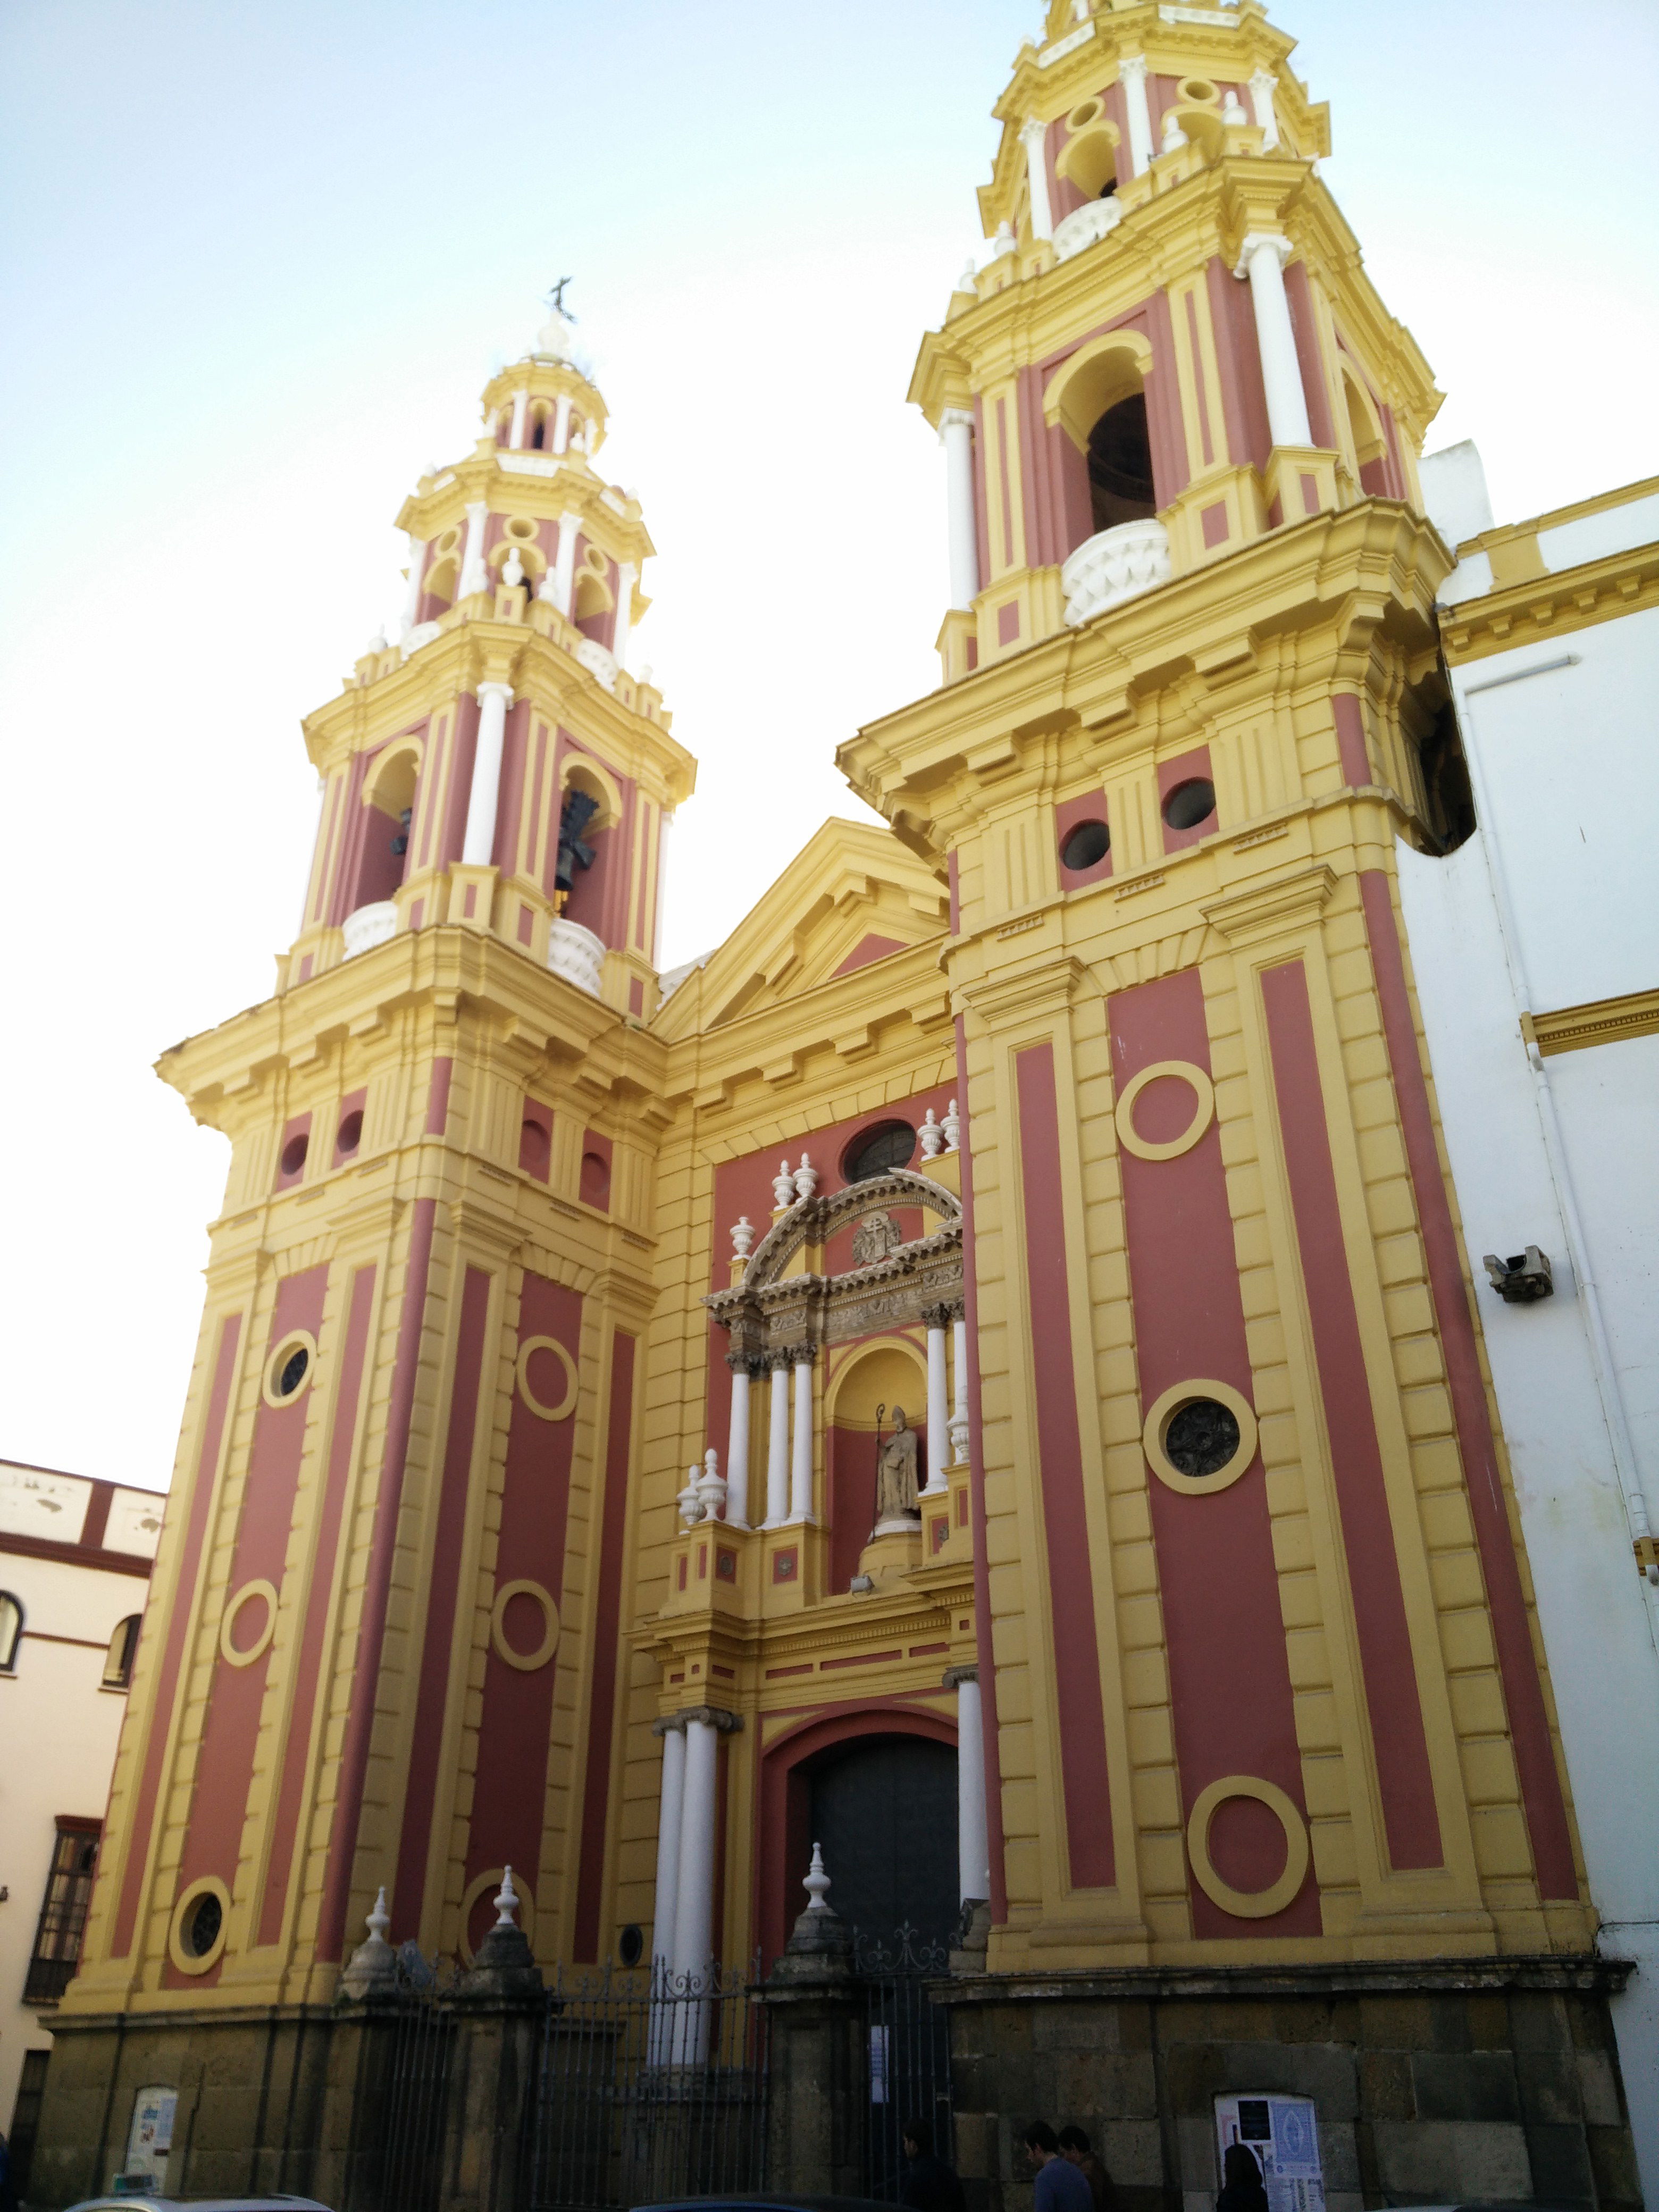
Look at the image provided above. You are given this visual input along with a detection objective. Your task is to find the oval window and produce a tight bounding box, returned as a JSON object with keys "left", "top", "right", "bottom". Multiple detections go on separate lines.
{"left": 280, "top": 1132, "right": 309, "bottom": 1177}
{"left": 275, "top": 1346, "right": 310, "bottom": 1400}
{"left": 842, "top": 1120, "right": 916, "bottom": 1183}
{"left": 336, "top": 1109, "right": 363, "bottom": 1157}
{"left": 1164, "top": 1397, "right": 1241, "bottom": 1478}
{"left": 1162, "top": 777, "right": 1217, "bottom": 832}
{"left": 186, "top": 1890, "right": 223, "bottom": 1958}
{"left": 618, "top": 1923, "right": 644, "bottom": 1967}
{"left": 1061, "top": 819, "right": 1110, "bottom": 872}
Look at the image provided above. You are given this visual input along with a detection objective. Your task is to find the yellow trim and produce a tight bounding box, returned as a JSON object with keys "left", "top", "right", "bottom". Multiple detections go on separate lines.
{"left": 167, "top": 1876, "right": 232, "bottom": 1976}
{"left": 262, "top": 1330, "right": 317, "bottom": 1410}
{"left": 1186, "top": 1777, "right": 1310, "bottom": 1919}
{"left": 1142, "top": 1379, "right": 1259, "bottom": 1497}
{"left": 490, "top": 1580, "right": 560, "bottom": 1672}
{"left": 219, "top": 1579, "right": 278, "bottom": 1670}
{"left": 516, "top": 1334, "right": 579, "bottom": 1421}
{"left": 1042, "top": 330, "right": 1155, "bottom": 452}
{"left": 1529, "top": 986, "right": 1659, "bottom": 1058}
{"left": 1113, "top": 1059, "right": 1216, "bottom": 1161}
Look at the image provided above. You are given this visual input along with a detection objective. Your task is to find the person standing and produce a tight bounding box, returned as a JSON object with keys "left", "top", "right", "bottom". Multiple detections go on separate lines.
{"left": 901, "top": 2118, "right": 966, "bottom": 2212}
{"left": 1059, "top": 2124, "right": 1115, "bottom": 2212}
{"left": 1217, "top": 2142, "right": 1271, "bottom": 2212}
{"left": 1025, "top": 2122, "right": 1095, "bottom": 2212}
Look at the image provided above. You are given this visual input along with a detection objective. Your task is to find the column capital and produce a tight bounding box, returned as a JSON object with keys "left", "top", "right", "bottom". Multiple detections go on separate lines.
{"left": 938, "top": 407, "right": 975, "bottom": 437}
{"left": 920, "top": 1302, "right": 955, "bottom": 1330}
{"left": 726, "top": 1349, "right": 761, "bottom": 1377}
{"left": 1019, "top": 115, "right": 1048, "bottom": 150}
{"left": 1247, "top": 67, "right": 1278, "bottom": 95}
{"left": 678, "top": 1704, "right": 743, "bottom": 1734}
{"left": 651, "top": 1712, "right": 688, "bottom": 1737}
{"left": 790, "top": 1343, "right": 817, "bottom": 1368}
{"left": 1118, "top": 52, "right": 1147, "bottom": 83}
{"left": 764, "top": 1347, "right": 795, "bottom": 1374}
{"left": 943, "top": 1664, "right": 979, "bottom": 1691}
{"left": 1234, "top": 230, "right": 1294, "bottom": 279}
{"left": 475, "top": 678, "right": 514, "bottom": 707}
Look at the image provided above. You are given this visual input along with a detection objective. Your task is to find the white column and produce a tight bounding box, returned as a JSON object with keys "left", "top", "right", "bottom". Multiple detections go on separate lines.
{"left": 508, "top": 389, "right": 528, "bottom": 449}
{"left": 1235, "top": 233, "right": 1312, "bottom": 450}
{"left": 672, "top": 1715, "right": 719, "bottom": 1983}
{"left": 612, "top": 561, "right": 638, "bottom": 671}
{"left": 545, "top": 511, "right": 581, "bottom": 616}
{"left": 651, "top": 1721, "right": 687, "bottom": 1977}
{"left": 789, "top": 1351, "right": 815, "bottom": 1523}
{"left": 726, "top": 1357, "right": 752, "bottom": 1531}
{"left": 924, "top": 1311, "right": 950, "bottom": 1495}
{"left": 552, "top": 392, "right": 573, "bottom": 455}
{"left": 952, "top": 1670, "right": 991, "bottom": 1904}
{"left": 1019, "top": 118, "right": 1053, "bottom": 242}
{"left": 400, "top": 534, "right": 426, "bottom": 635}
{"left": 940, "top": 410, "right": 980, "bottom": 613}
{"left": 950, "top": 1313, "right": 970, "bottom": 1462}
{"left": 458, "top": 499, "right": 490, "bottom": 599}
{"left": 1248, "top": 69, "right": 1280, "bottom": 150}
{"left": 1118, "top": 55, "right": 1155, "bottom": 178}
{"left": 765, "top": 1356, "right": 791, "bottom": 1527}
{"left": 462, "top": 682, "right": 513, "bottom": 866}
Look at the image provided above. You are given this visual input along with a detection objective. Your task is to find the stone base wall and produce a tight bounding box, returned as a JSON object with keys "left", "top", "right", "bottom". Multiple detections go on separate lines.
{"left": 942, "top": 1960, "right": 1641, "bottom": 2212}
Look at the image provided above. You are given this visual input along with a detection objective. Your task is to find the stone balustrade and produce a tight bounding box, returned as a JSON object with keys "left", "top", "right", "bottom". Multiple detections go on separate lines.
{"left": 1052, "top": 196, "right": 1124, "bottom": 263}
{"left": 1060, "top": 516, "right": 1171, "bottom": 627}
{"left": 341, "top": 901, "right": 398, "bottom": 958}
{"left": 547, "top": 916, "right": 606, "bottom": 995}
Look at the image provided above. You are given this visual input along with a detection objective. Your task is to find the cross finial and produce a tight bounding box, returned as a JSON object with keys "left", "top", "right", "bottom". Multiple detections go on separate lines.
{"left": 546, "top": 277, "right": 576, "bottom": 319}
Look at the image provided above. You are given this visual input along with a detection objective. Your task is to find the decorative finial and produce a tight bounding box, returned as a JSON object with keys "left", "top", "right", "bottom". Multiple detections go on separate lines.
{"left": 731, "top": 1214, "right": 755, "bottom": 1259}
{"left": 366, "top": 1884, "right": 391, "bottom": 1945}
{"left": 773, "top": 1159, "right": 798, "bottom": 1209}
{"left": 501, "top": 548, "right": 525, "bottom": 589}
{"left": 546, "top": 276, "right": 576, "bottom": 319}
{"left": 919, "top": 1109, "right": 943, "bottom": 1160}
{"left": 697, "top": 1447, "right": 727, "bottom": 1521}
{"left": 803, "top": 1842, "right": 832, "bottom": 1912}
{"left": 793, "top": 1152, "right": 819, "bottom": 1199}
{"left": 492, "top": 1866, "right": 521, "bottom": 1929}
{"left": 678, "top": 1469, "right": 703, "bottom": 1527}
{"left": 942, "top": 1099, "right": 961, "bottom": 1153}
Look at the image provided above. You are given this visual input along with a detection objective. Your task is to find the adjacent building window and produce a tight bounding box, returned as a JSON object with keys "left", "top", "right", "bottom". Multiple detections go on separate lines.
{"left": 103, "top": 1614, "right": 141, "bottom": 1691}
{"left": 0, "top": 1589, "right": 21, "bottom": 1673}
{"left": 24, "top": 1819, "right": 102, "bottom": 2004}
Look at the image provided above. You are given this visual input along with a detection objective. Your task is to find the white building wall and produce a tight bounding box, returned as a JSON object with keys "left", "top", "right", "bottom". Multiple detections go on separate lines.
{"left": 1397, "top": 596, "right": 1659, "bottom": 2206}
{"left": 0, "top": 1469, "right": 158, "bottom": 2142}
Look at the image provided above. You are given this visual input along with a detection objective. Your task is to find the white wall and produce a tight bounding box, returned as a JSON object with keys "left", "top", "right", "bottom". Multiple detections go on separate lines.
{"left": 0, "top": 1554, "right": 144, "bottom": 2139}
{"left": 1397, "top": 599, "right": 1659, "bottom": 2205}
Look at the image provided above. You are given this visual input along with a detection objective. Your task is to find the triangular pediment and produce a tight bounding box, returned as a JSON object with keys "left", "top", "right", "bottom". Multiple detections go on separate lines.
{"left": 653, "top": 818, "right": 948, "bottom": 1038}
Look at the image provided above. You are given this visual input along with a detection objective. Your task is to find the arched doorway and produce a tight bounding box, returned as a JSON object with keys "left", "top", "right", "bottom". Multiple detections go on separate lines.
{"left": 810, "top": 1736, "right": 958, "bottom": 1950}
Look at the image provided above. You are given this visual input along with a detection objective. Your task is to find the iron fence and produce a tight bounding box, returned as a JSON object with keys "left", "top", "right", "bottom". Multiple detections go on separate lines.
{"left": 855, "top": 1925, "right": 954, "bottom": 2203}
{"left": 376, "top": 1943, "right": 459, "bottom": 2212}
{"left": 530, "top": 1959, "right": 769, "bottom": 2212}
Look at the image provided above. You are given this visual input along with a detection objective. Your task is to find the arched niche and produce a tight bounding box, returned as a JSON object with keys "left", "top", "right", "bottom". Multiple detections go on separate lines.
{"left": 825, "top": 1336, "right": 930, "bottom": 1593}
{"left": 353, "top": 740, "right": 422, "bottom": 909}
{"left": 1340, "top": 363, "right": 1389, "bottom": 496}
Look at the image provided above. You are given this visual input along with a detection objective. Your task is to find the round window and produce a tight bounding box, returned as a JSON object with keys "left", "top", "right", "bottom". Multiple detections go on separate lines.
{"left": 186, "top": 1889, "right": 223, "bottom": 1958}
{"left": 280, "top": 1132, "right": 309, "bottom": 1177}
{"left": 1179, "top": 77, "right": 1219, "bottom": 104}
{"left": 336, "top": 1109, "right": 363, "bottom": 1157}
{"left": 1162, "top": 777, "right": 1217, "bottom": 832}
{"left": 275, "top": 1346, "right": 310, "bottom": 1400}
{"left": 842, "top": 1120, "right": 917, "bottom": 1183}
{"left": 506, "top": 516, "right": 538, "bottom": 542}
{"left": 1163, "top": 1397, "right": 1241, "bottom": 1479}
{"left": 1061, "top": 819, "right": 1110, "bottom": 872}
{"left": 1068, "top": 98, "right": 1104, "bottom": 131}
{"left": 618, "top": 1923, "right": 644, "bottom": 1967}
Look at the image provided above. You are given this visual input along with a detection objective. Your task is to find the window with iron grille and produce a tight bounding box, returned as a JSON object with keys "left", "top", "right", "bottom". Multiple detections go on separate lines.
{"left": 24, "top": 1819, "right": 101, "bottom": 2004}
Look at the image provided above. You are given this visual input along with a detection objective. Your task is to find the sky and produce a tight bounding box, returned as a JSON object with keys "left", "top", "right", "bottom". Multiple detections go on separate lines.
{"left": 2, "top": 0, "right": 1656, "bottom": 1494}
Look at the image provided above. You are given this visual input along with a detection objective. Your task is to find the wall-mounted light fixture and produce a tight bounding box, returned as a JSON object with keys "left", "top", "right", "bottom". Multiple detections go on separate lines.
{"left": 1482, "top": 1246, "right": 1554, "bottom": 1304}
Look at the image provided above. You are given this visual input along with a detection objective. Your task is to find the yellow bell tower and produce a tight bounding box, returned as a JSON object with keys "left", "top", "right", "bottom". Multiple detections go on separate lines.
{"left": 64, "top": 293, "right": 693, "bottom": 2026}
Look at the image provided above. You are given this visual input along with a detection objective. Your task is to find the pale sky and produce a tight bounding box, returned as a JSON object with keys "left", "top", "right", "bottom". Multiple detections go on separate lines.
{"left": 3, "top": 0, "right": 1656, "bottom": 1493}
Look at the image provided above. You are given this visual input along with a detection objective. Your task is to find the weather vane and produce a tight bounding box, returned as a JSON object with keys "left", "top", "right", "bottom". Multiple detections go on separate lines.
{"left": 547, "top": 277, "right": 575, "bottom": 319}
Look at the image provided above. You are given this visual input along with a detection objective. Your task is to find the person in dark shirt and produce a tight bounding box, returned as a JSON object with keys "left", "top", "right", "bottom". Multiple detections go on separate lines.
{"left": 1025, "top": 2121, "right": 1095, "bottom": 2212}
{"left": 1059, "top": 2124, "right": 1115, "bottom": 2212}
{"left": 901, "top": 2118, "right": 966, "bottom": 2212}
{"left": 1217, "top": 2142, "right": 1271, "bottom": 2212}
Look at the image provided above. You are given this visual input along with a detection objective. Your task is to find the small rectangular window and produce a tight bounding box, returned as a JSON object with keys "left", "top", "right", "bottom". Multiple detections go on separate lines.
{"left": 24, "top": 1819, "right": 101, "bottom": 2004}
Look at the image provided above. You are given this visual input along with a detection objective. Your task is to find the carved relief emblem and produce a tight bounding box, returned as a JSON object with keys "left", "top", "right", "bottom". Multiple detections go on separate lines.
{"left": 851, "top": 1211, "right": 903, "bottom": 1266}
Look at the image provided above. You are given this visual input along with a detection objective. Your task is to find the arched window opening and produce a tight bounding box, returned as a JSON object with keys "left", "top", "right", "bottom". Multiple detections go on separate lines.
{"left": 24, "top": 1819, "right": 101, "bottom": 2003}
{"left": 353, "top": 746, "right": 421, "bottom": 911}
{"left": 494, "top": 411, "right": 510, "bottom": 448}
{"left": 1412, "top": 691, "right": 1477, "bottom": 856}
{"left": 1087, "top": 395, "right": 1157, "bottom": 535}
{"left": 0, "top": 1590, "right": 22, "bottom": 1671}
{"left": 103, "top": 1614, "right": 141, "bottom": 1690}
{"left": 530, "top": 407, "right": 547, "bottom": 450}
{"left": 555, "top": 785, "right": 601, "bottom": 918}
{"left": 555, "top": 760, "right": 621, "bottom": 933}
{"left": 842, "top": 1119, "right": 916, "bottom": 1182}
{"left": 1057, "top": 114, "right": 1119, "bottom": 202}
{"left": 420, "top": 552, "right": 458, "bottom": 621}
{"left": 1343, "top": 371, "right": 1389, "bottom": 498}
{"left": 574, "top": 568, "right": 614, "bottom": 646}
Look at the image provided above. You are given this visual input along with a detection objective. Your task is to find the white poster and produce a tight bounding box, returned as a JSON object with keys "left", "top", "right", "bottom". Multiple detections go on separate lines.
{"left": 1214, "top": 2094, "right": 1324, "bottom": 2212}
{"left": 122, "top": 2084, "right": 177, "bottom": 2191}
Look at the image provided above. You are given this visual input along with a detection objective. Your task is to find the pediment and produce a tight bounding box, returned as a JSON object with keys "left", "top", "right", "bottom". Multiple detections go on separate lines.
{"left": 653, "top": 818, "right": 948, "bottom": 1038}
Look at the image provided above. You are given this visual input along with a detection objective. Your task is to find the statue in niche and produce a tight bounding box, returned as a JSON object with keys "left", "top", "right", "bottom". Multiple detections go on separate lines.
{"left": 851, "top": 1211, "right": 902, "bottom": 1267}
{"left": 874, "top": 1406, "right": 920, "bottom": 1524}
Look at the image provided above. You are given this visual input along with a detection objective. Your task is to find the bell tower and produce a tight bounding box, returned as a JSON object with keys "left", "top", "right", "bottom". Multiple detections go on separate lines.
{"left": 844, "top": 0, "right": 1589, "bottom": 1971}
{"left": 63, "top": 296, "right": 693, "bottom": 2026}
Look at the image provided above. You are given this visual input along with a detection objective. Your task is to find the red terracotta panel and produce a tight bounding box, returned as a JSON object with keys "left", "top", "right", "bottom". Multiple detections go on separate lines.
{"left": 572, "top": 1332, "right": 636, "bottom": 1959}
{"left": 1260, "top": 959, "right": 1444, "bottom": 1872}
{"left": 1014, "top": 1043, "right": 1115, "bottom": 1891}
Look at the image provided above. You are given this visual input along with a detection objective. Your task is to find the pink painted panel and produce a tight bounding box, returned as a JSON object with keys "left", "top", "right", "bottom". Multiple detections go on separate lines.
{"left": 571, "top": 1332, "right": 636, "bottom": 1958}
{"left": 1205, "top": 256, "right": 1271, "bottom": 475}
{"left": 833, "top": 933, "right": 907, "bottom": 977}
{"left": 1158, "top": 744, "right": 1217, "bottom": 854}
{"left": 1283, "top": 261, "right": 1337, "bottom": 451}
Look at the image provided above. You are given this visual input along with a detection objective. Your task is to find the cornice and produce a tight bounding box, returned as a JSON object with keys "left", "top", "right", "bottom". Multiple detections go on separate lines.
{"left": 1441, "top": 539, "right": 1659, "bottom": 668}
{"left": 1526, "top": 985, "right": 1659, "bottom": 1060}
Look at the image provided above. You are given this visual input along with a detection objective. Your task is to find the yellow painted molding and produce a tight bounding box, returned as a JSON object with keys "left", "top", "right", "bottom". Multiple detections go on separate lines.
{"left": 1186, "top": 1777, "right": 1311, "bottom": 1920}
{"left": 1527, "top": 986, "right": 1659, "bottom": 1059}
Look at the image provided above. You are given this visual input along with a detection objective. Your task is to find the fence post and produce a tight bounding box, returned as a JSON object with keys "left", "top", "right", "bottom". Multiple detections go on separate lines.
{"left": 760, "top": 1897, "right": 865, "bottom": 2196}
{"left": 441, "top": 1888, "right": 546, "bottom": 2212}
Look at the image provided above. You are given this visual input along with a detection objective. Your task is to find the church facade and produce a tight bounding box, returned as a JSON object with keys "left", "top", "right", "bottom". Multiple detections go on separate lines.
{"left": 30, "top": 2, "right": 1649, "bottom": 2205}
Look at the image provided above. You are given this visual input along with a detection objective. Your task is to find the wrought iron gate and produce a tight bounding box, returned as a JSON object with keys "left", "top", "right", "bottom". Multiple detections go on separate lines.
{"left": 376, "top": 1946, "right": 458, "bottom": 2212}
{"left": 856, "top": 1926, "right": 954, "bottom": 2202}
{"left": 530, "top": 1960, "right": 769, "bottom": 2212}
